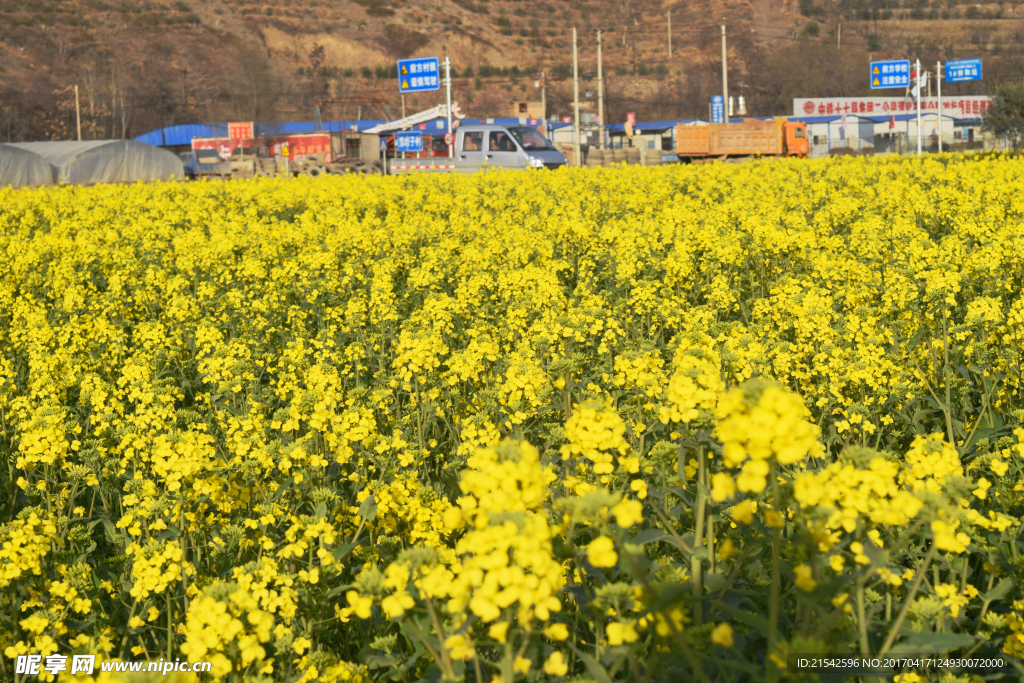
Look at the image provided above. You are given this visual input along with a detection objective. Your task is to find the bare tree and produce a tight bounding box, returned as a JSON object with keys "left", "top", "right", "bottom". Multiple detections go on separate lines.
{"left": 222, "top": 43, "right": 283, "bottom": 123}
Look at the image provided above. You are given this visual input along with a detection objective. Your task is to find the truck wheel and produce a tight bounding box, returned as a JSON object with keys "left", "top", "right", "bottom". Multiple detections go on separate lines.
{"left": 305, "top": 166, "right": 324, "bottom": 178}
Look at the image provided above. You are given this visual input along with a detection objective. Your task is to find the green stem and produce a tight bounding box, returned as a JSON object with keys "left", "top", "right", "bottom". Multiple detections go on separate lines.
{"left": 767, "top": 461, "right": 781, "bottom": 680}
{"left": 879, "top": 544, "right": 937, "bottom": 657}
{"left": 856, "top": 576, "right": 869, "bottom": 657}
{"left": 941, "top": 311, "right": 955, "bottom": 445}
{"left": 693, "top": 446, "right": 706, "bottom": 626}
{"left": 119, "top": 599, "right": 140, "bottom": 660}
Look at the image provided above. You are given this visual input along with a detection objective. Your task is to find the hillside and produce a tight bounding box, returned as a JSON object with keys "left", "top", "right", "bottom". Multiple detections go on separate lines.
{"left": 0, "top": 0, "right": 1017, "bottom": 141}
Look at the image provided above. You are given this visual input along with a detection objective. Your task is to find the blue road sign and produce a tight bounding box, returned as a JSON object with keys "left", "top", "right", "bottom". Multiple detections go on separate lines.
{"left": 397, "top": 57, "right": 440, "bottom": 93}
{"left": 395, "top": 132, "right": 423, "bottom": 153}
{"left": 945, "top": 58, "right": 982, "bottom": 83}
{"left": 380, "top": 137, "right": 388, "bottom": 152}
{"left": 711, "top": 95, "right": 725, "bottom": 124}
{"left": 870, "top": 60, "right": 910, "bottom": 89}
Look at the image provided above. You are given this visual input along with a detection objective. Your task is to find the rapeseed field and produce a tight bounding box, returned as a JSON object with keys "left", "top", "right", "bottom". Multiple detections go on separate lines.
{"left": 1, "top": 155, "right": 1023, "bottom": 683}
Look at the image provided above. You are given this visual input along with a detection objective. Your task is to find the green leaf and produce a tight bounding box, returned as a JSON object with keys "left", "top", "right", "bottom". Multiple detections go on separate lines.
{"left": 704, "top": 572, "right": 727, "bottom": 592}
{"left": 331, "top": 541, "right": 361, "bottom": 563}
{"left": 270, "top": 476, "right": 296, "bottom": 502}
{"left": 569, "top": 643, "right": 614, "bottom": 683}
{"left": 326, "top": 583, "right": 353, "bottom": 598}
{"left": 630, "top": 528, "right": 670, "bottom": 546}
{"left": 984, "top": 577, "right": 1014, "bottom": 603}
{"left": 953, "top": 364, "right": 972, "bottom": 382}
{"left": 100, "top": 517, "right": 120, "bottom": 545}
{"left": 887, "top": 632, "right": 976, "bottom": 654}
{"left": 710, "top": 600, "right": 771, "bottom": 638}
{"left": 358, "top": 495, "right": 377, "bottom": 522}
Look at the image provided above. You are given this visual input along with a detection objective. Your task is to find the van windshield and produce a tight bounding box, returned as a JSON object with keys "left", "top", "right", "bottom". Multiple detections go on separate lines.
{"left": 508, "top": 126, "right": 554, "bottom": 151}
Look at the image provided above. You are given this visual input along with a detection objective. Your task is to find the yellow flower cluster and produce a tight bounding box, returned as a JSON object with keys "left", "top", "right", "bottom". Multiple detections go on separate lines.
{"left": 1006, "top": 601, "right": 1024, "bottom": 658}
{"left": 793, "top": 457, "right": 924, "bottom": 532}
{"left": 0, "top": 513, "right": 56, "bottom": 587}
{"left": 658, "top": 350, "right": 725, "bottom": 424}
{"left": 901, "top": 433, "right": 965, "bottom": 493}
{"left": 715, "top": 381, "right": 823, "bottom": 493}
{"left": 448, "top": 442, "right": 565, "bottom": 623}
{"left": 560, "top": 401, "right": 630, "bottom": 474}
{"left": 3, "top": 155, "right": 1024, "bottom": 681}
{"left": 127, "top": 539, "right": 191, "bottom": 599}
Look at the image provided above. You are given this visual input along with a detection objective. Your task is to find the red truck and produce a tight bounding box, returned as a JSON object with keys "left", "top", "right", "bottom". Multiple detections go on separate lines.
{"left": 675, "top": 118, "right": 809, "bottom": 162}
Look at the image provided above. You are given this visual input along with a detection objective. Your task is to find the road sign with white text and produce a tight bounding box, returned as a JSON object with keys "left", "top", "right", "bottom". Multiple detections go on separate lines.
{"left": 395, "top": 132, "right": 423, "bottom": 153}
{"left": 398, "top": 57, "right": 440, "bottom": 93}
{"left": 711, "top": 95, "right": 724, "bottom": 124}
{"left": 945, "top": 58, "right": 982, "bottom": 83}
{"left": 870, "top": 60, "right": 910, "bottom": 89}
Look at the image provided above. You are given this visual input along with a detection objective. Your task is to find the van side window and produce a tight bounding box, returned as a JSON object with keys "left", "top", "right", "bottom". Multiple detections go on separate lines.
{"left": 463, "top": 132, "right": 483, "bottom": 151}
{"left": 489, "top": 132, "right": 516, "bottom": 152}
{"left": 794, "top": 128, "right": 805, "bottom": 139}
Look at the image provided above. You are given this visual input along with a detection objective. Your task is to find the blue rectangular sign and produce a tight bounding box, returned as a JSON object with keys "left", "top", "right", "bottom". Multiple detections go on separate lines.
{"left": 395, "top": 132, "right": 423, "bottom": 153}
{"left": 711, "top": 95, "right": 724, "bottom": 124}
{"left": 397, "top": 57, "right": 440, "bottom": 93}
{"left": 870, "top": 60, "right": 910, "bottom": 89}
{"left": 945, "top": 58, "right": 982, "bottom": 83}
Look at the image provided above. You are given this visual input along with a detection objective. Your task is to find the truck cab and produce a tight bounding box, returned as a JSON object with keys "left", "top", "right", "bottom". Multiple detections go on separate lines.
{"left": 784, "top": 121, "right": 809, "bottom": 157}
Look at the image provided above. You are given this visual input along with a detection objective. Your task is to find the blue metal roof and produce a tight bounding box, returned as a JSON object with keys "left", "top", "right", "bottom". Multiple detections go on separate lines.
{"left": 788, "top": 116, "right": 841, "bottom": 123}
{"left": 607, "top": 119, "right": 700, "bottom": 133}
{"left": 135, "top": 124, "right": 227, "bottom": 146}
{"left": 790, "top": 113, "right": 969, "bottom": 125}
{"left": 859, "top": 113, "right": 958, "bottom": 123}
{"left": 135, "top": 121, "right": 387, "bottom": 146}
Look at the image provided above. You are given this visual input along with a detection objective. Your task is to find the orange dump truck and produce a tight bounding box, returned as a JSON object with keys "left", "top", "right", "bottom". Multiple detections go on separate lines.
{"left": 675, "top": 118, "right": 809, "bottom": 162}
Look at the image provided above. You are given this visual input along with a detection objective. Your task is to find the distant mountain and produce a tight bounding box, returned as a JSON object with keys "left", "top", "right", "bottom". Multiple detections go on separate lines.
{"left": 0, "top": 0, "right": 1010, "bottom": 140}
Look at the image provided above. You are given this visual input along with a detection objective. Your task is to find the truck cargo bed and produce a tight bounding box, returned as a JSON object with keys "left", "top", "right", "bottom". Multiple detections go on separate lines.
{"left": 677, "top": 119, "right": 787, "bottom": 158}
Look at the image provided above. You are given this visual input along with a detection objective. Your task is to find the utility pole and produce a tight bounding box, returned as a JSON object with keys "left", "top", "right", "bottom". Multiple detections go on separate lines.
{"left": 572, "top": 26, "right": 581, "bottom": 166}
{"left": 837, "top": 23, "right": 841, "bottom": 49}
{"left": 597, "top": 30, "right": 605, "bottom": 149}
{"left": 915, "top": 58, "right": 922, "bottom": 156}
{"left": 401, "top": 94, "right": 406, "bottom": 119}
{"left": 445, "top": 56, "right": 453, "bottom": 159}
{"left": 937, "top": 60, "right": 943, "bottom": 153}
{"left": 540, "top": 71, "right": 547, "bottom": 125}
{"left": 667, "top": 11, "right": 672, "bottom": 57}
{"left": 74, "top": 85, "right": 81, "bottom": 140}
{"left": 721, "top": 22, "right": 729, "bottom": 124}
